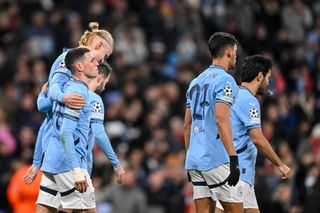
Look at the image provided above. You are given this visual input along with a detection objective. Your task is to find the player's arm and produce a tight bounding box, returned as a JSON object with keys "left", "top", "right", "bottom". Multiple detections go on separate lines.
{"left": 59, "top": 108, "right": 87, "bottom": 192}
{"left": 37, "top": 92, "right": 52, "bottom": 113}
{"left": 215, "top": 76, "right": 240, "bottom": 186}
{"left": 91, "top": 122, "right": 126, "bottom": 184}
{"left": 22, "top": 123, "right": 46, "bottom": 184}
{"left": 184, "top": 107, "right": 192, "bottom": 151}
{"left": 249, "top": 128, "right": 291, "bottom": 179}
{"left": 90, "top": 98, "right": 125, "bottom": 184}
{"left": 37, "top": 82, "right": 53, "bottom": 113}
{"left": 215, "top": 103, "right": 236, "bottom": 156}
{"left": 49, "top": 72, "right": 86, "bottom": 109}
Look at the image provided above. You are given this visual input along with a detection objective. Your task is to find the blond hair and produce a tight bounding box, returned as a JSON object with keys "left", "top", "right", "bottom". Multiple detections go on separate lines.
{"left": 79, "top": 22, "right": 114, "bottom": 47}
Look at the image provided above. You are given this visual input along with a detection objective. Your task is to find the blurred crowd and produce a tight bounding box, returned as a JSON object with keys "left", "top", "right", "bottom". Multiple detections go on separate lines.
{"left": 1, "top": 0, "right": 320, "bottom": 212}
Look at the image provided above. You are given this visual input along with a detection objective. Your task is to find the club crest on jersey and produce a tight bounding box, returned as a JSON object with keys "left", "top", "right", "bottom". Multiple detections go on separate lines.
{"left": 93, "top": 102, "right": 102, "bottom": 112}
{"left": 223, "top": 86, "right": 232, "bottom": 96}
{"left": 237, "top": 185, "right": 243, "bottom": 197}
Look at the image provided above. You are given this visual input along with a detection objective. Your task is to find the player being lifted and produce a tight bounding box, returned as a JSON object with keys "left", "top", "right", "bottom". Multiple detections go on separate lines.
{"left": 24, "top": 59, "right": 125, "bottom": 212}
{"left": 216, "top": 55, "right": 291, "bottom": 213}
{"left": 23, "top": 22, "right": 114, "bottom": 180}
{"left": 184, "top": 32, "right": 242, "bottom": 213}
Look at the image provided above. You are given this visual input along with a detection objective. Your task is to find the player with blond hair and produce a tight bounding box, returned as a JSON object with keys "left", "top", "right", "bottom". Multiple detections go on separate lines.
{"left": 22, "top": 22, "right": 117, "bottom": 213}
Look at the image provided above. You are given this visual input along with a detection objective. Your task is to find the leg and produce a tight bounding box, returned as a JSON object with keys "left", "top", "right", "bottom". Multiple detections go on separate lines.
{"left": 36, "top": 204, "right": 57, "bottom": 213}
{"left": 195, "top": 198, "right": 215, "bottom": 213}
{"left": 200, "top": 165, "right": 244, "bottom": 213}
{"left": 215, "top": 208, "right": 224, "bottom": 213}
{"left": 57, "top": 209, "right": 73, "bottom": 213}
{"left": 55, "top": 169, "right": 95, "bottom": 211}
{"left": 36, "top": 173, "right": 61, "bottom": 213}
{"left": 188, "top": 170, "right": 214, "bottom": 213}
{"left": 75, "top": 208, "right": 97, "bottom": 213}
{"left": 215, "top": 200, "right": 224, "bottom": 213}
{"left": 220, "top": 201, "right": 243, "bottom": 213}
{"left": 244, "top": 209, "right": 260, "bottom": 213}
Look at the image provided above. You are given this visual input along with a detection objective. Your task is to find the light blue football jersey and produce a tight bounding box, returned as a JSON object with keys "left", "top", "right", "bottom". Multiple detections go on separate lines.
{"left": 41, "top": 78, "right": 92, "bottom": 174}
{"left": 230, "top": 86, "right": 260, "bottom": 185}
{"left": 185, "top": 65, "right": 238, "bottom": 171}
{"left": 32, "top": 49, "right": 71, "bottom": 168}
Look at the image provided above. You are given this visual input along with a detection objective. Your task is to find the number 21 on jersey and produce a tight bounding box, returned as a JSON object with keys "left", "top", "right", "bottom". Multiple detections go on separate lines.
{"left": 189, "top": 83, "right": 209, "bottom": 120}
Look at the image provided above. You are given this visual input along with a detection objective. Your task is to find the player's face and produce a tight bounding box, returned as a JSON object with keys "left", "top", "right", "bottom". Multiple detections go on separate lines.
{"left": 228, "top": 45, "right": 237, "bottom": 70}
{"left": 82, "top": 52, "right": 99, "bottom": 79}
{"left": 91, "top": 39, "right": 113, "bottom": 63}
{"left": 258, "top": 70, "right": 271, "bottom": 94}
{"left": 95, "top": 74, "right": 110, "bottom": 94}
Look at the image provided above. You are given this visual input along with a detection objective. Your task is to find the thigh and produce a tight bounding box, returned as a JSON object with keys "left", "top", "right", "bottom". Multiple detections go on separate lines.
{"left": 195, "top": 198, "right": 215, "bottom": 213}
{"left": 54, "top": 169, "right": 96, "bottom": 210}
{"left": 36, "top": 172, "right": 61, "bottom": 210}
{"left": 215, "top": 200, "right": 224, "bottom": 212}
{"left": 201, "top": 164, "right": 243, "bottom": 203}
{"left": 188, "top": 170, "right": 212, "bottom": 200}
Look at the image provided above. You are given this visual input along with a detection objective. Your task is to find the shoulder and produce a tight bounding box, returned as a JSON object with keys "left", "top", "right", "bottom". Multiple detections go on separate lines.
{"left": 52, "top": 52, "right": 68, "bottom": 69}
{"left": 235, "top": 90, "right": 259, "bottom": 109}
{"left": 64, "top": 80, "right": 89, "bottom": 99}
{"left": 50, "top": 52, "right": 70, "bottom": 76}
{"left": 221, "top": 73, "right": 237, "bottom": 85}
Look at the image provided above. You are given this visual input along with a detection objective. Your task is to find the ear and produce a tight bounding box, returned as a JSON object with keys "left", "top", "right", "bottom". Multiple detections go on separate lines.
{"left": 75, "top": 63, "right": 83, "bottom": 72}
{"left": 97, "top": 74, "right": 103, "bottom": 83}
{"left": 226, "top": 48, "right": 231, "bottom": 58}
{"left": 95, "top": 41, "right": 102, "bottom": 50}
{"left": 257, "top": 71, "right": 264, "bottom": 82}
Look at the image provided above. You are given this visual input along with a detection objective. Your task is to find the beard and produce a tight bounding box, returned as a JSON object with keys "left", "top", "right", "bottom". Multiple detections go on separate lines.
{"left": 228, "top": 58, "right": 236, "bottom": 70}
{"left": 257, "top": 81, "right": 269, "bottom": 96}
{"left": 95, "top": 84, "right": 104, "bottom": 94}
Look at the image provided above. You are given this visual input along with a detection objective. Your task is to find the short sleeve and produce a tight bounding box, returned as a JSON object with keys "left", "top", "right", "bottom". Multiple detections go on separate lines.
{"left": 186, "top": 90, "right": 191, "bottom": 108}
{"left": 215, "top": 76, "right": 238, "bottom": 106}
{"left": 90, "top": 96, "right": 105, "bottom": 124}
{"left": 238, "top": 99, "right": 261, "bottom": 130}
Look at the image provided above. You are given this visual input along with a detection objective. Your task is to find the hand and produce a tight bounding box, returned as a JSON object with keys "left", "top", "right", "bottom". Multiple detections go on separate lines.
{"left": 114, "top": 165, "right": 126, "bottom": 184}
{"left": 63, "top": 94, "right": 86, "bottom": 109}
{"left": 22, "top": 165, "right": 39, "bottom": 184}
{"left": 278, "top": 164, "right": 291, "bottom": 179}
{"left": 227, "top": 155, "right": 240, "bottom": 186}
{"left": 40, "top": 82, "right": 49, "bottom": 93}
{"left": 72, "top": 168, "right": 88, "bottom": 193}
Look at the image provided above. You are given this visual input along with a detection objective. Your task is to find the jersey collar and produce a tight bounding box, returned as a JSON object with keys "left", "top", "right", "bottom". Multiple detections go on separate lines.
{"left": 209, "top": 64, "right": 227, "bottom": 72}
{"left": 240, "top": 86, "right": 254, "bottom": 96}
{"left": 70, "top": 78, "right": 89, "bottom": 88}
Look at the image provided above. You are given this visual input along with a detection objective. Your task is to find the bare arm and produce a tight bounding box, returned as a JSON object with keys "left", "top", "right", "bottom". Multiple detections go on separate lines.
{"left": 215, "top": 102, "right": 236, "bottom": 156}
{"left": 184, "top": 107, "right": 192, "bottom": 151}
{"left": 249, "top": 128, "right": 291, "bottom": 179}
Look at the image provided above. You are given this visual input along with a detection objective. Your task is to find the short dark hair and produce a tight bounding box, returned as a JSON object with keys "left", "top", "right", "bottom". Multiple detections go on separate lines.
{"left": 208, "top": 32, "right": 238, "bottom": 58}
{"left": 240, "top": 55, "right": 272, "bottom": 83}
{"left": 98, "top": 62, "right": 112, "bottom": 77}
{"left": 65, "top": 47, "right": 90, "bottom": 72}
